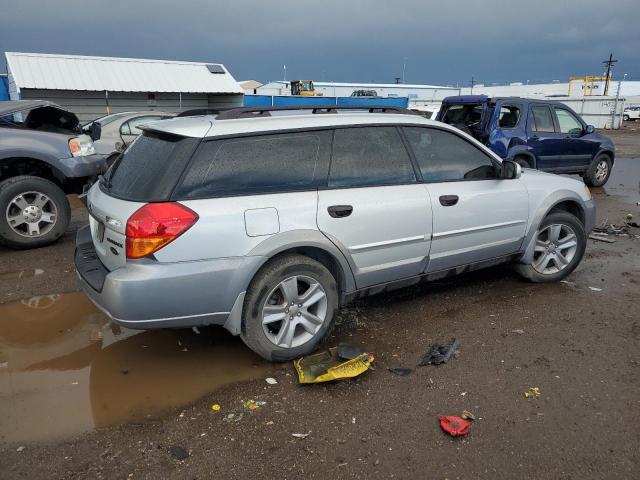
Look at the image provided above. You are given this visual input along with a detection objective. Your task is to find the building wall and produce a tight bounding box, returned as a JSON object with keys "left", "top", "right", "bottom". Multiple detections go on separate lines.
{"left": 256, "top": 81, "right": 459, "bottom": 101}
{"left": 18, "top": 89, "right": 243, "bottom": 122}
{"left": 0, "top": 75, "right": 8, "bottom": 101}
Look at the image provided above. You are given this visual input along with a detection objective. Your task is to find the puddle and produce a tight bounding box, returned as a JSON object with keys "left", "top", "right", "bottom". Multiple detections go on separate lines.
{"left": 0, "top": 292, "right": 271, "bottom": 443}
{"left": 588, "top": 158, "right": 640, "bottom": 202}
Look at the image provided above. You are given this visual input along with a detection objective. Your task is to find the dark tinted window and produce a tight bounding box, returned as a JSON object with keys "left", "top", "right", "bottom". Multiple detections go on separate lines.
{"left": 177, "top": 131, "right": 330, "bottom": 198}
{"left": 498, "top": 105, "right": 521, "bottom": 128}
{"left": 404, "top": 127, "right": 497, "bottom": 182}
{"left": 104, "top": 132, "right": 198, "bottom": 201}
{"left": 532, "top": 106, "right": 556, "bottom": 132}
{"left": 329, "top": 127, "right": 415, "bottom": 187}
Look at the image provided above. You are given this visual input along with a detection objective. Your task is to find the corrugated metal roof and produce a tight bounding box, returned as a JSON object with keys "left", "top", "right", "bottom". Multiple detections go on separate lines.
{"left": 5, "top": 52, "right": 244, "bottom": 94}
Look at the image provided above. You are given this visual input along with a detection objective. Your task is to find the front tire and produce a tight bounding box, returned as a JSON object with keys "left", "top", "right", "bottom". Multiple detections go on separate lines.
{"left": 583, "top": 154, "right": 612, "bottom": 187}
{"left": 515, "top": 212, "right": 586, "bottom": 283}
{"left": 514, "top": 156, "right": 531, "bottom": 169}
{"left": 623, "top": 114, "right": 630, "bottom": 121}
{"left": 0, "top": 176, "right": 71, "bottom": 249}
{"left": 240, "top": 254, "right": 339, "bottom": 361}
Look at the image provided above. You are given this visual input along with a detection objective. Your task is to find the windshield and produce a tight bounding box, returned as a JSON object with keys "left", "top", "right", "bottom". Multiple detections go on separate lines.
{"left": 83, "top": 112, "right": 130, "bottom": 128}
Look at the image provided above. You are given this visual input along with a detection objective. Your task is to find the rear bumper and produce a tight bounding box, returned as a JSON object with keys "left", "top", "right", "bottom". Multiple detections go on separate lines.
{"left": 74, "top": 225, "right": 262, "bottom": 331}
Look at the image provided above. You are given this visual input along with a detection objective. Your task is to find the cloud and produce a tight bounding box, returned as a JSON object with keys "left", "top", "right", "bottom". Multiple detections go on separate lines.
{"left": 1, "top": 0, "right": 638, "bottom": 85}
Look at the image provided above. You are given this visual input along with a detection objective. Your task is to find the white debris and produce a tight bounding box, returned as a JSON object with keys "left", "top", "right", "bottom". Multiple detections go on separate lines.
{"left": 589, "top": 287, "right": 603, "bottom": 292}
{"left": 291, "top": 432, "right": 311, "bottom": 438}
{"left": 16, "top": 446, "right": 25, "bottom": 452}
{"left": 512, "top": 329, "right": 525, "bottom": 335}
{"left": 265, "top": 377, "right": 278, "bottom": 385}
{"left": 192, "top": 326, "right": 200, "bottom": 334}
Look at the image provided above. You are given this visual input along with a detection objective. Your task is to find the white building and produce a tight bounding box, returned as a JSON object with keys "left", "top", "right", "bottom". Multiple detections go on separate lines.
{"left": 256, "top": 80, "right": 459, "bottom": 102}
{"left": 5, "top": 52, "right": 244, "bottom": 122}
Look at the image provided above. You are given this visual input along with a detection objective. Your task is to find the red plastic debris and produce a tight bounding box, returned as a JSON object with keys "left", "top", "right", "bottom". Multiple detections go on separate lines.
{"left": 438, "top": 415, "right": 470, "bottom": 437}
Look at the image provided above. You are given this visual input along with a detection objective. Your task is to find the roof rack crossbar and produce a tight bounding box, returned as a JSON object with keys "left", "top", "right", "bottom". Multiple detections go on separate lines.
{"left": 215, "top": 105, "right": 419, "bottom": 120}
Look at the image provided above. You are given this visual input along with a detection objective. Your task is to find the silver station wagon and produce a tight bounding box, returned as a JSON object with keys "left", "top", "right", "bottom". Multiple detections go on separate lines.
{"left": 75, "top": 106, "right": 595, "bottom": 361}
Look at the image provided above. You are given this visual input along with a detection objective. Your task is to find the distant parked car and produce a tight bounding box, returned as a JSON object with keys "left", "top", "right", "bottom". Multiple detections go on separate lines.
{"left": 76, "top": 106, "right": 594, "bottom": 361}
{"left": 351, "top": 90, "right": 378, "bottom": 97}
{"left": 0, "top": 100, "right": 105, "bottom": 249}
{"left": 623, "top": 107, "right": 640, "bottom": 121}
{"left": 437, "top": 96, "right": 616, "bottom": 187}
{"left": 83, "top": 111, "right": 173, "bottom": 160}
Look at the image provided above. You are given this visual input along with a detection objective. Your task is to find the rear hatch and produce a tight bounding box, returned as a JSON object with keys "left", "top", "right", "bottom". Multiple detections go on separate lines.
{"left": 88, "top": 130, "right": 200, "bottom": 270}
{"left": 436, "top": 95, "right": 491, "bottom": 142}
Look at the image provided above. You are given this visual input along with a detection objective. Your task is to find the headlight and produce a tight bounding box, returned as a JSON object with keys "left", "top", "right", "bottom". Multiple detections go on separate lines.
{"left": 69, "top": 137, "right": 96, "bottom": 157}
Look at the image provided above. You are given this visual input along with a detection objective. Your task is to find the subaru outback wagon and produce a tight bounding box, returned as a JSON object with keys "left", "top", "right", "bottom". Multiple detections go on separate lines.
{"left": 75, "top": 106, "right": 595, "bottom": 361}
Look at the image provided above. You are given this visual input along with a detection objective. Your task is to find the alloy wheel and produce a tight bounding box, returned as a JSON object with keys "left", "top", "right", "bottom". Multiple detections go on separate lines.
{"left": 262, "top": 275, "right": 328, "bottom": 348}
{"left": 5, "top": 191, "right": 57, "bottom": 237}
{"left": 594, "top": 160, "right": 609, "bottom": 183}
{"left": 532, "top": 223, "right": 578, "bottom": 275}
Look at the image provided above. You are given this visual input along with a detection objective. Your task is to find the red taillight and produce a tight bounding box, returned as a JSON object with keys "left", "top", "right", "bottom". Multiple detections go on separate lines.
{"left": 125, "top": 203, "right": 198, "bottom": 259}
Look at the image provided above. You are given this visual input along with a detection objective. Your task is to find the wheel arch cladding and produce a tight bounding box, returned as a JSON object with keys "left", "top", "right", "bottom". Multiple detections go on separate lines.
{"left": 518, "top": 191, "right": 586, "bottom": 265}
{"left": 0, "top": 157, "right": 66, "bottom": 187}
{"left": 247, "top": 230, "right": 356, "bottom": 296}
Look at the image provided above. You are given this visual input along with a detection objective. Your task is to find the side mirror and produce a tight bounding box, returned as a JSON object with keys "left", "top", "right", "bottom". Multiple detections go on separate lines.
{"left": 87, "top": 122, "right": 102, "bottom": 141}
{"left": 584, "top": 125, "right": 595, "bottom": 134}
{"left": 501, "top": 160, "right": 521, "bottom": 180}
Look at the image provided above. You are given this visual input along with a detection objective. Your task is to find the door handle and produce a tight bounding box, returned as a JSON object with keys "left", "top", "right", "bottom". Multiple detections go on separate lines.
{"left": 530, "top": 135, "right": 539, "bottom": 140}
{"left": 439, "top": 195, "right": 459, "bottom": 207}
{"left": 327, "top": 205, "right": 353, "bottom": 218}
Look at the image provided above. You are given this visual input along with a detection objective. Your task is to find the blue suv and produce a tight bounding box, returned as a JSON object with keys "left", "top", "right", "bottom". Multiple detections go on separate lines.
{"left": 436, "top": 95, "right": 615, "bottom": 186}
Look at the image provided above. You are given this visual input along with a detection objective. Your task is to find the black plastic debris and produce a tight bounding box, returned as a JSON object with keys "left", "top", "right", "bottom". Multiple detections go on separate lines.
{"left": 388, "top": 367, "right": 413, "bottom": 376}
{"left": 337, "top": 343, "right": 367, "bottom": 360}
{"left": 418, "top": 338, "right": 460, "bottom": 366}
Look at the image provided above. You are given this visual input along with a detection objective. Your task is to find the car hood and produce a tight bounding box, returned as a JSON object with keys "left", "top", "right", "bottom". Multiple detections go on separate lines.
{"left": 0, "top": 100, "right": 60, "bottom": 117}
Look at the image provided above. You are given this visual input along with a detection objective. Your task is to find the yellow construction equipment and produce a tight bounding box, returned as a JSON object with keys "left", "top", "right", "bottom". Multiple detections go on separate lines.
{"left": 291, "top": 80, "right": 318, "bottom": 96}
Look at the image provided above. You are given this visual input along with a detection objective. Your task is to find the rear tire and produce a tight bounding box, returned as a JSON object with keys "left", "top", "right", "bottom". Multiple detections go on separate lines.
{"left": 623, "top": 114, "right": 629, "bottom": 121}
{"left": 515, "top": 212, "right": 586, "bottom": 283}
{"left": 0, "top": 176, "right": 70, "bottom": 250}
{"left": 583, "top": 154, "right": 612, "bottom": 187}
{"left": 240, "top": 254, "right": 338, "bottom": 362}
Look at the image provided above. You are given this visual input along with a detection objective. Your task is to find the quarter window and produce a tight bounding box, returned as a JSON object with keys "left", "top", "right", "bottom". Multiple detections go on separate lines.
{"left": 328, "top": 127, "right": 415, "bottom": 187}
{"left": 498, "top": 105, "right": 521, "bottom": 128}
{"left": 531, "top": 106, "right": 556, "bottom": 132}
{"left": 553, "top": 108, "right": 583, "bottom": 135}
{"left": 403, "top": 127, "right": 497, "bottom": 182}
{"left": 177, "top": 131, "right": 330, "bottom": 198}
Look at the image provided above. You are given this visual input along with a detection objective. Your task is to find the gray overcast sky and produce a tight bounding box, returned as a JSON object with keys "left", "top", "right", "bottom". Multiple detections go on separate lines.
{"left": 1, "top": 0, "right": 638, "bottom": 86}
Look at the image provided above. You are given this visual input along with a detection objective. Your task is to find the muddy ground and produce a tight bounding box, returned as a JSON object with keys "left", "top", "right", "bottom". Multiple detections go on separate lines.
{"left": 0, "top": 133, "right": 639, "bottom": 479}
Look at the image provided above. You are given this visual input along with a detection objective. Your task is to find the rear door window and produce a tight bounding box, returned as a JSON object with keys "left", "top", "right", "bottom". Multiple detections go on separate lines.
{"left": 498, "top": 105, "right": 521, "bottom": 128}
{"left": 104, "top": 132, "right": 198, "bottom": 201}
{"left": 177, "top": 130, "right": 331, "bottom": 198}
{"left": 531, "top": 105, "right": 556, "bottom": 132}
{"left": 404, "top": 127, "right": 497, "bottom": 182}
{"left": 328, "top": 126, "right": 415, "bottom": 187}
{"left": 553, "top": 108, "right": 583, "bottom": 134}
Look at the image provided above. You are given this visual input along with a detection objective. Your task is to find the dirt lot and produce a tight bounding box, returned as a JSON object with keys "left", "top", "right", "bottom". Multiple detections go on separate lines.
{"left": 1, "top": 135, "right": 639, "bottom": 479}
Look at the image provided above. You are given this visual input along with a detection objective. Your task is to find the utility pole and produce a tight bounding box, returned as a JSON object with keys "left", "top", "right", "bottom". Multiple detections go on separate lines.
{"left": 402, "top": 57, "right": 407, "bottom": 84}
{"left": 469, "top": 76, "right": 476, "bottom": 95}
{"left": 602, "top": 53, "right": 617, "bottom": 96}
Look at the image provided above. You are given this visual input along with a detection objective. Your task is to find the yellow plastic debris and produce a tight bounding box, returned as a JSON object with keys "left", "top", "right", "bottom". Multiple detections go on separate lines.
{"left": 211, "top": 404, "right": 221, "bottom": 411}
{"left": 294, "top": 347, "right": 374, "bottom": 384}
{"left": 522, "top": 387, "right": 541, "bottom": 398}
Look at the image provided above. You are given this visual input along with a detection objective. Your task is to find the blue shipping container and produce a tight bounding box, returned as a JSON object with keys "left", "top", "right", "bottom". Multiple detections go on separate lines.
{"left": 244, "top": 95, "right": 408, "bottom": 108}
{"left": 0, "top": 76, "right": 9, "bottom": 101}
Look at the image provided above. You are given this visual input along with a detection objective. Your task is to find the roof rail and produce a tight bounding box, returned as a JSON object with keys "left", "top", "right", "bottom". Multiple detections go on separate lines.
{"left": 215, "top": 105, "right": 419, "bottom": 120}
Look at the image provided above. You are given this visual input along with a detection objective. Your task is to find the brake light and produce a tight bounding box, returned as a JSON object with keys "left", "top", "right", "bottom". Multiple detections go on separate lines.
{"left": 125, "top": 203, "right": 198, "bottom": 259}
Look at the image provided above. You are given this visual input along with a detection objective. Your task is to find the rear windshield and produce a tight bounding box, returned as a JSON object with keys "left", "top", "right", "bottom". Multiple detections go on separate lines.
{"left": 102, "top": 132, "right": 198, "bottom": 201}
